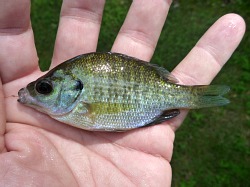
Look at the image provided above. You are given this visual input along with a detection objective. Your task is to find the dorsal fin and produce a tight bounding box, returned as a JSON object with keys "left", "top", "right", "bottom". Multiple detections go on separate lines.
{"left": 148, "top": 63, "right": 179, "bottom": 83}
{"left": 107, "top": 52, "right": 179, "bottom": 83}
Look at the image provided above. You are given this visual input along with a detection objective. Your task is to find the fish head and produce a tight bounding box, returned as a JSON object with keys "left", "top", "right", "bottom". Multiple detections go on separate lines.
{"left": 18, "top": 68, "right": 84, "bottom": 116}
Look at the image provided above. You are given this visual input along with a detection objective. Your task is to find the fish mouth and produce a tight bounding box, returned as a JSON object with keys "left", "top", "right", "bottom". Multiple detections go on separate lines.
{"left": 17, "top": 87, "right": 49, "bottom": 114}
{"left": 18, "top": 88, "right": 30, "bottom": 104}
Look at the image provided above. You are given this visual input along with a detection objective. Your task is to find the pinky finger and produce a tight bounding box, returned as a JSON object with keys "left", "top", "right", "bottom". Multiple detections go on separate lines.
{"left": 170, "top": 14, "right": 246, "bottom": 131}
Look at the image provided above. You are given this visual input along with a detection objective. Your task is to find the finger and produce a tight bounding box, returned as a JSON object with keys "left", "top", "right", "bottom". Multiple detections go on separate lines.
{"left": 0, "top": 0, "right": 38, "bottom": 83}
{"left": 111, "top": 0, "right": 172, "bottom": 61}
{"left": 52, "top": 0, "right": 105, "bottom": 66}
{"left": 170, "top": 14, "right": 246, "bottom": 131}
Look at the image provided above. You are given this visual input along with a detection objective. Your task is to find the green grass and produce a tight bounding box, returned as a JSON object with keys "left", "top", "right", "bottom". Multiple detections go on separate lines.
{"left": 31, "top": 1, "right": 62, "bottom": 70}
{"left": 31, "top": 0, "right": 250, "bottom": 186}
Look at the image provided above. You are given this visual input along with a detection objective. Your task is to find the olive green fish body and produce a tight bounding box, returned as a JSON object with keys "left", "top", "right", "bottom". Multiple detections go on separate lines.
{"left": 18, "top": 52, "right": 230, "bottom": 131}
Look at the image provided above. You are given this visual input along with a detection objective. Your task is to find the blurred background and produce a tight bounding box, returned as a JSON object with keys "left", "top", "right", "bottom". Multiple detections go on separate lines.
{"left": 31, "top": 0, "right": 249, "bottom": 186}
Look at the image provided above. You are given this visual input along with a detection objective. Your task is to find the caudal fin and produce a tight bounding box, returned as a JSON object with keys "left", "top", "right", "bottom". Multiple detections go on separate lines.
{"left": 190, "top": 85, "right": 230, "bottom": 109}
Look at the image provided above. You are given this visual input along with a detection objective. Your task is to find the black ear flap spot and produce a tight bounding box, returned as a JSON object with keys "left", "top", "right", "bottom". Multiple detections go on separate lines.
{"left": 75, "top": 80, "right": 84, "bottom": 91}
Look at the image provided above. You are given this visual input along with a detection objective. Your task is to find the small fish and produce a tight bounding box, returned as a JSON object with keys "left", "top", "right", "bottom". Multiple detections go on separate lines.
{"left": 18, "top": 52, "right": 230, "bottom": 131}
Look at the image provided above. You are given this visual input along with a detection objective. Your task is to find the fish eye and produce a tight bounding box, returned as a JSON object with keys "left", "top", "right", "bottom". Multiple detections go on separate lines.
{"left": 35, "top": 80, "right": 53, "bottom": 95}
{"left": 75, "top": 80, "right": 83, "bottom": 91}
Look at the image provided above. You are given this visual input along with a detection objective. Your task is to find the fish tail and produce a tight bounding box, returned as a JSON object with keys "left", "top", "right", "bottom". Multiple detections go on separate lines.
{"left": 188, "top": 85, "right": 230, "bottom": 109}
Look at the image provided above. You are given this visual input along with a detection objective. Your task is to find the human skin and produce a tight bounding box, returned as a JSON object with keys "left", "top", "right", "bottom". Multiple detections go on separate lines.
{"left": 0, "top": 0, "right": 245, "bottom": 186}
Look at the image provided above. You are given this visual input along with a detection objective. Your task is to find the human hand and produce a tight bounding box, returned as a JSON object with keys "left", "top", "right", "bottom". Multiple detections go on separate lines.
{"left": 0, "top": 0, "right": 245, "bottom": 186}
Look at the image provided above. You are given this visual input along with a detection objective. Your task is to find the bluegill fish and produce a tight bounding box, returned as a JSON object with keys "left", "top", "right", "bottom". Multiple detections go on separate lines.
{"left": 18, "top": 52, "right": 230, "bottom": 131}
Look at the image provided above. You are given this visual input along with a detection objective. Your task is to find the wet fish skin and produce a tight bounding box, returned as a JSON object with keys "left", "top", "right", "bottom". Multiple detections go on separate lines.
{"left": 18, "top": 52, "right": 230, "bottom": 131}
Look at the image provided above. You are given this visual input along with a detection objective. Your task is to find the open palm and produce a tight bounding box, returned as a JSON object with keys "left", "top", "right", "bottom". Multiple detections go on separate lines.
{"left": 0, "top": 1, "right": 245, "bottom": 186}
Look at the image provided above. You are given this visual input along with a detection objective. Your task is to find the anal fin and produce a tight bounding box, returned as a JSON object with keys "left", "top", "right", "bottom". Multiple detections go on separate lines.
{"left": 142, "top": 109, "right": 180, "bottom": 128}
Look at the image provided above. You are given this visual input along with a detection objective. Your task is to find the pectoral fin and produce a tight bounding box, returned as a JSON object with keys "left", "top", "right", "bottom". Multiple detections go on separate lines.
{"left": 142, "top": 109, "right": 180, "bottom": 127}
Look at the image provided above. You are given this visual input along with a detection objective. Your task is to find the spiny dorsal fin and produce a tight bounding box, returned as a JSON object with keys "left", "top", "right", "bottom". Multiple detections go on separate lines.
{"left": 107, "top": 52, "right": 179, "bottom": 84}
